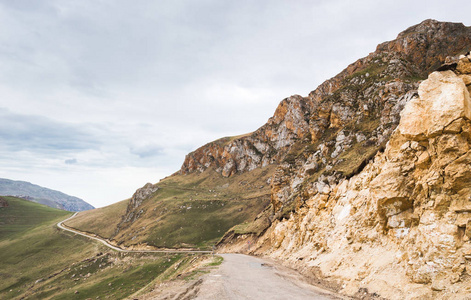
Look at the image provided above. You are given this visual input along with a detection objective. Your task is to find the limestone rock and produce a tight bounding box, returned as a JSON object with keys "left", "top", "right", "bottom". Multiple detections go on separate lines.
{"left": 398, "top": 71, "right": 471, "bottom": 139}
{"left": 129, "top": 183, "right": 159, "bottom": 210}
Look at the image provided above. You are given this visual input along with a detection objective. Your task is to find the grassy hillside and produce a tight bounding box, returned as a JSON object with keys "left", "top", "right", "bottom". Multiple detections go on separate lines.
{"left": 0, "top": 196, "right": 70, "bottom": 240}
{"left": 67, "top": 166, "right": 275, "bottom": 250}
{"left": 115, "top": 166, "right": 275, "bottom": 249}
{"left": 64, "top": 199, "right": 129, "bottom": 239}
{"left": 0, "top": 197, "right": 207, "bottom": 300}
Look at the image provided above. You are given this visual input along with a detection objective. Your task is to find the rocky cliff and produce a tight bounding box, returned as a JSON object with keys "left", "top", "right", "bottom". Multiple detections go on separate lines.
{"left": 221, "top": 50, "right": 471, "bottom": 299}
{"left": 180, "top": 19, "right": 471, "bottom": 184}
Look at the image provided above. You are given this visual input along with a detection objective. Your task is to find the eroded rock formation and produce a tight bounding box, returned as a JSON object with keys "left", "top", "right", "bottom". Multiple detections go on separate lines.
{"left": 180, "top": 19, "right": 471, "bottom": 185}
{"left": 223, "top": 53, "right": 471, "bottom": 299}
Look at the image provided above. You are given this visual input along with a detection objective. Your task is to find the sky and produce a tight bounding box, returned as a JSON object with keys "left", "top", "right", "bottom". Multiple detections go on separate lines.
{"left": 0, "top": 0, "right": 469, "bottom": 208}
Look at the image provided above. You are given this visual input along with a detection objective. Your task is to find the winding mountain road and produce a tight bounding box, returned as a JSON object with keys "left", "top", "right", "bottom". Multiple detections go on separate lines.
{"left": 57, "top": 213, "right": 211, "bottom": 253}
{"left": 58, "top": 214, "right": 343, "bottom": 299}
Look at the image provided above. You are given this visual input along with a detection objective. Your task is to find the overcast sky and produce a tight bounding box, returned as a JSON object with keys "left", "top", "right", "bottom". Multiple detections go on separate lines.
{"left": 0, "top": 0, "right": 469, "bottom": 208}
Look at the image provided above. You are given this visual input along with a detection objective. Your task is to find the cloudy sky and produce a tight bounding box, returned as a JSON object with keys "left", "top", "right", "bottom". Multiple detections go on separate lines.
{"left": 0, "top": 0, "right": 469, "bottom": 208}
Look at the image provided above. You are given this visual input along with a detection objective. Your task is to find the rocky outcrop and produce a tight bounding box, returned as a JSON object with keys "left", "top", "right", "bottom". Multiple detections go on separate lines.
{"left": 116, "top": 182, "right": 159, "bottom": 233}
{"left": 180, "top": 94, "right": 311, "bottom": 177}
{"left": 128, "top": 183, "right": 159, "bottom": 210}
{"left": 223, "top": 53, "right": 471, "bottom": 299}
{"left": 180, "top": 20, "right": 471, "bottom": 181}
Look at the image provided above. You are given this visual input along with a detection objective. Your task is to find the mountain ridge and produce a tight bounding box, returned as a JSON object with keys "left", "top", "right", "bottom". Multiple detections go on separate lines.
{"left": 179, "top": 19, "right": 471, "bottom": 181}
{"left": 0, "top": 178, "right": 94, "bottom": 211}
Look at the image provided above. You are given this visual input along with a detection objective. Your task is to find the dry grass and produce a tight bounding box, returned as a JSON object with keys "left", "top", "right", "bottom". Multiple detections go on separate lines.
{"left": 71, "top": 165, "right": 276, "bottom": 250}
{"left": 64, "top": 199, "right": 129, "bottom": 239}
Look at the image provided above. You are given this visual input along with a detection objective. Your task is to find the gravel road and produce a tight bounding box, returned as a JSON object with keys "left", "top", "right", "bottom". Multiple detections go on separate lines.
{"left": 195, "top": 253, "right": 342, "bottom": 300}
{"left": 57, "top": 213, "right": 211, "bottom": 254}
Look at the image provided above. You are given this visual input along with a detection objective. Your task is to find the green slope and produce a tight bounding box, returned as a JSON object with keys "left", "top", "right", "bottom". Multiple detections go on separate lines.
{"left": 0, "top": 196, "right": 70, "bottom": 240}
{"left": 0, "top": 196, "right": 196, "bottom": 300}
{"left": 66, "top": 166, "right": 275, "bottom": 250}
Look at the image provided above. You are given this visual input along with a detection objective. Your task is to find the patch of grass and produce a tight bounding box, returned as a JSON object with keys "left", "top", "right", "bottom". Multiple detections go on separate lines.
{"left": 207, "top": 255, "right": 223, "bottom": 266}
{"left": 42, "top": 254, "right": 183, "bottom": 300}
{"left": 145, "top": 198, "right": 261, "bottom": 249}
{"left": 347, "top": 60, "right": 387, "bottom": 81}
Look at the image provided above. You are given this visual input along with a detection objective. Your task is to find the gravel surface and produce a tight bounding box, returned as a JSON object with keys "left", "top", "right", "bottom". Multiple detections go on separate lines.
{"left": 195, "top": 253, "right": 342, "bottom": 300}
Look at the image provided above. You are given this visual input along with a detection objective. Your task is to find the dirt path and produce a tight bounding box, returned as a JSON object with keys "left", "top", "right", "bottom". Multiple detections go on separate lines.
{"left": 194, "top": 253, "right": 344, "bottom": 300}
{"left": 57, "top": 213, "right": 211, "bottom": 254}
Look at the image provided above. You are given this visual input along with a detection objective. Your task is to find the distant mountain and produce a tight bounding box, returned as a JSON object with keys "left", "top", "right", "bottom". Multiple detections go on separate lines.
{"left": 0, "top": 178, "right": 94, "bottom": 211}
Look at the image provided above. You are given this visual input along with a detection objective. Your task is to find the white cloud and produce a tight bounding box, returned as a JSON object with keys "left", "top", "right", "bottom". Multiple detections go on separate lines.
{"left": 0, "top": 0, "right": 469, "bottom": 207}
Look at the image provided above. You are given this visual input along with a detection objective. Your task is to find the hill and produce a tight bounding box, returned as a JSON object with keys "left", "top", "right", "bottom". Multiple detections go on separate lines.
{"left": 0, "top": 178, "right": 94, "bottom": 211}
{"left": 65, "top": 165, "right": 275, "bottom": 250}
{"left": 0, "top": 196, "right": 216, "bottom": 299}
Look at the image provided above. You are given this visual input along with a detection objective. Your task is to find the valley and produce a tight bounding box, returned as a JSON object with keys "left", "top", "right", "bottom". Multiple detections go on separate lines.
{"left": 0, "top": 197, "right": 218, "bottom": 300}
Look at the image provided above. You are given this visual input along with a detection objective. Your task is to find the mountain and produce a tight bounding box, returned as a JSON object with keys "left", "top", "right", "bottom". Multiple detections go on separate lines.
{"left": 218, "top": 20, "right": 471, "bottom": 299}
{"left": 0, "top": 178, "right": 94, "bottom": 211}
{"left": 69, "top": 19, "right": 471, "bottom": 298}
{"left": 223, "top": 52, "right": 471, "bottom": 299}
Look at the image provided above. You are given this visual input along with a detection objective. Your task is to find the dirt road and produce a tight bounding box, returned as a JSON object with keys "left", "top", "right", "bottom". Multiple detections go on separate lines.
{"left": 194, "top": 253, "right": 343, "bottom": 300}
{"left": 57, "top": 213, "right": 211, "bottom": 254}
{"left": 58, "top": 215, "right": 343, "bottom": 299}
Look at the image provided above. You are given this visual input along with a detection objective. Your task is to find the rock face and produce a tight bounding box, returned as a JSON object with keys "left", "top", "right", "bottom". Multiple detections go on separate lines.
{"left": 180, "top": 19, "right": 471, "bottom": 184}
{"left": 180, "top": 94, "right": 311, "bottom": 177}
{"left": 116, "top": 182, "right": 159, "bottom": 232}
{"left": 222, "top": 53, "right": 471, "bottom": 299}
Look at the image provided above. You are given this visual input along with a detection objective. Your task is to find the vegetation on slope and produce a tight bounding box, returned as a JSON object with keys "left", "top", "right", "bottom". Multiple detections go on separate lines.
{"left": 65, "top": 199, "right": 129, "bottom": 239}
{"left": 68, "top": 165, "right": 275, "bottom": 250}
{"left": 0, "top": 197, "right": 208, "bottom": 300}
{"left": 117, "top": 166, "right": 274, "bottom": 250}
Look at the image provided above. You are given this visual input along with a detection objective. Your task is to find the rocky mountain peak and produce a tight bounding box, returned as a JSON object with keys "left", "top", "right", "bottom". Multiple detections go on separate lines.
{"left": 179, "top": 20, "right": 471, "bottom": 183}
{"left": 377, "top": 19, "right": 471, "bottom": 76}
